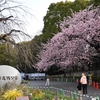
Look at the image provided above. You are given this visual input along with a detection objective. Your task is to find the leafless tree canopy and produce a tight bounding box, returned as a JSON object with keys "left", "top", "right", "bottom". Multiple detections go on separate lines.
{"left": 0, "top": 0, "right": 37, "bottom": 70}
{"left": 0, "top": 0, "right": 32, "bottom": 45}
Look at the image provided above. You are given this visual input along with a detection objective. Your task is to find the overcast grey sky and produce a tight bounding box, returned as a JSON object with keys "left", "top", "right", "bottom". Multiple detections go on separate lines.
{"left": 19, "top": 0, "right": 75, "bottom": 38}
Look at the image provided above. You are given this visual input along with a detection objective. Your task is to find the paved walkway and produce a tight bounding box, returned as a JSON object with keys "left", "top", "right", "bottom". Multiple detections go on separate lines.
{"left": 29, "top": 80, "right": 100, "bottom": 100}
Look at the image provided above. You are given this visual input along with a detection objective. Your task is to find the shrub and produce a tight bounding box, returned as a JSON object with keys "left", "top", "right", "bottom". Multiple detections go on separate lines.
{"left": 2, "top": 89, "right": 23, "bottom": 100}
{"left": 32, "top": 89, "right": 44, "bottom": 99}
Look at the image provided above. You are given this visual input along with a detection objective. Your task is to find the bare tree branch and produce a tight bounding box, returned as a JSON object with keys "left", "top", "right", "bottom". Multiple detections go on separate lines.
{"left": 0, "top": 16, "right": 13, "bottom": 21}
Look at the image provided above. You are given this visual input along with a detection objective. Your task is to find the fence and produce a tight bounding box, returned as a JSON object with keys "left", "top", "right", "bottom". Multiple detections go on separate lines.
{"left": 50, "top": 77, "right": 78, "bottom": 82}
{"left": 50, "top": 77, "right": 100, "bottom": 90}
{"left": 32, "top": 86, "right": 99, "bottom": 100}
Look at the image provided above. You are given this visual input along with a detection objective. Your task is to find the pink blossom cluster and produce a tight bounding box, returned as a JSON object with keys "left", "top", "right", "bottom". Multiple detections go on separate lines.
{"left": 36, "top": 5, "right": 100, "bottom": 71}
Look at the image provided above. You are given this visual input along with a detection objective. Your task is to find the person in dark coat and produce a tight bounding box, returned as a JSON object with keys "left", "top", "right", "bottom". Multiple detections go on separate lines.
{"left": 77, "top": 81, "right": 82, "bottom": 100}
{"left": 77, "top": 81, "right": 82, "bottom": 94}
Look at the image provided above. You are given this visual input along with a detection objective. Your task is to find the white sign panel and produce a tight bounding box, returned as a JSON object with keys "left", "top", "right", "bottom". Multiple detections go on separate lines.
{"left": 0, "top": 65, "right": 22, "bottom": 87}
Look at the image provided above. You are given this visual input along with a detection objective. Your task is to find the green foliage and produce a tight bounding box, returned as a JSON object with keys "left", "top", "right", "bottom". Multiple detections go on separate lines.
{"left": 0, "top": 43, "right": 9, "bottom": 65}
{"left": 42, "top": 90, "right": 74, "bottom": 100}
{"left": 93, "top": 76, "right": 100, "bottom": 83}
{"left": 32, "top": 89, "right": 44, "bottom": 99}
{"left": 0, "top": 41, "right": 18, "bottom": 67}
{"left": 73, "top": 0, "right": 91, "bottom": 11}
{"left": 46, "top": 65, "right": 64, "bottom": 75}
{"left": 92, "top": 0, "right": 100, "bottom": 6}
{"left": 40, "top": 0, "right": 93, "bottom": 43}
{"left": 0, "top": 84, "right": 74, "bottom": 100}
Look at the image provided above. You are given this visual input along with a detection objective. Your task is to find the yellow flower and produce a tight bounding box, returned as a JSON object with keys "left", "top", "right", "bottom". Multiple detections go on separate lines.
{"left": 2, "top": 89, "right": 23, "bottom": 100}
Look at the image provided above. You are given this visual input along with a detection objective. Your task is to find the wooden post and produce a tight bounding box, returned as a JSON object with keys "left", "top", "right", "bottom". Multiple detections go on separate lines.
{"left": 70, "top": 92, "right": 73, "bottom": 99}
{"left": 56, "top": 90, "right": 58, "bottom": 94}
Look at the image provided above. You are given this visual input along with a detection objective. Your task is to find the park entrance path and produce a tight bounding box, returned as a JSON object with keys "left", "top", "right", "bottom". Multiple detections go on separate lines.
{"left": 29, "top": 80, "right": 100, "bottom": 99}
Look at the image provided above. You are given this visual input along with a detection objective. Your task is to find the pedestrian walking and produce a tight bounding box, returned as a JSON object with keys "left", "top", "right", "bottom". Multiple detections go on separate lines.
{"left": 80, "top": 73, "right": 87, "bottom": 95}
{"left": 45, "top": 75, "right": 50, "bottom": 86}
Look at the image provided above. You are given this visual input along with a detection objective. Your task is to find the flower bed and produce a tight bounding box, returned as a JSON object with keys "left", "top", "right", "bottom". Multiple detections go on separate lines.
{"left": 0, "top": 84, "right": 74, "bottom": 100}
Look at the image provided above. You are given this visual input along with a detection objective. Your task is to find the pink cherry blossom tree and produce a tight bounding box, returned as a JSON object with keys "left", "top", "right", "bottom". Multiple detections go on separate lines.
{"left": 36, "top": 5, "right": 100, "bottom": 71}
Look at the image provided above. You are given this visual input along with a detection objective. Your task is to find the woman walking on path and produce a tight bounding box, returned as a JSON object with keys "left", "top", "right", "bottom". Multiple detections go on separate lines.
{"left": 45, "top": 75, "right": 50, "bottom": 86}
{"left": 80, "top": 73, "right": 87, "bottom": 95}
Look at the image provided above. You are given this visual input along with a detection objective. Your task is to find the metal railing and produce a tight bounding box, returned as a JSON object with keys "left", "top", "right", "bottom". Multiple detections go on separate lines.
{"left": 32, "top": 86, "right": 99, "bottom": 100}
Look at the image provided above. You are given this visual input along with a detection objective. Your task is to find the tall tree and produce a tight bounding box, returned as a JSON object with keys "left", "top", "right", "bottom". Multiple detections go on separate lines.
{"left": 40, "top": 0, "right": 93, "bottom": 43}
{"left": 0, "top": 0, "right": 37, "bottom": 71}
{"left": 92, "top": 0, "right": 100, "bottom": 6}
{"left": 17, "top": 36, "right": 42, "bottom": 73}
{"left": 0, "top": 43, "right": 9, "bottom": 65}
{"left": 0, "top": 41, "right": 18, "bottom": 67}
{"left": 36, "top": 5, "right": 100, "bottom": 72}
{"left": 0, "top": 0, "right": 32, "bottom": 44}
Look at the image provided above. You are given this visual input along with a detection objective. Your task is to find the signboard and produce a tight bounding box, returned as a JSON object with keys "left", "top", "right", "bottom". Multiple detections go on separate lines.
{"left": 16, "top": 96, "right": 29, "bottom": 100}
{"left": 0, "top": 65, "right": 22, "bottom": 87}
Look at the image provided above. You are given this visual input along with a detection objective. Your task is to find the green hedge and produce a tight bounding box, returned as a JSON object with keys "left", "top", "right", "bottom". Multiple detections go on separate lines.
{"left": 93, "top": 76, "right": 100, "bottom": 83}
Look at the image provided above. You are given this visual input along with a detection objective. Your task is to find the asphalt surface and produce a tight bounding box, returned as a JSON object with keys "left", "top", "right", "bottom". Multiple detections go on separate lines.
{"left": 28, "top": 80, "right": 100, "bottom": 100}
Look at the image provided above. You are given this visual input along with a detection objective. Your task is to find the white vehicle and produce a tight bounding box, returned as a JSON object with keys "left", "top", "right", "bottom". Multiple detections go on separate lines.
{"left": 27, "top": 73, "right": 45, "bottom": 80}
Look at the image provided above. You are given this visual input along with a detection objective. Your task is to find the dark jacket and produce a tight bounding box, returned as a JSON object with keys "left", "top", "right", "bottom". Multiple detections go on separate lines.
{"left": 77, "top": 82, "right": 82, "bottom": 90}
